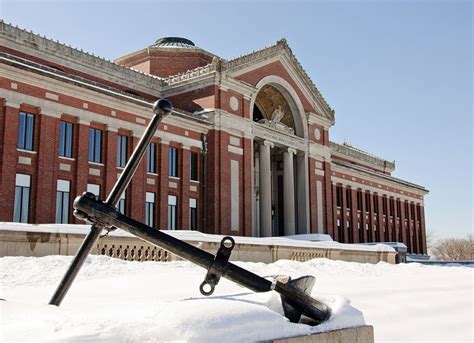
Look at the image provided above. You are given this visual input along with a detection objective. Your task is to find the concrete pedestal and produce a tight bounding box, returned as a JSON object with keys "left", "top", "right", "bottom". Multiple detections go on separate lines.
{"left": 266, "top": 325, "right": 374, "bottom": 343}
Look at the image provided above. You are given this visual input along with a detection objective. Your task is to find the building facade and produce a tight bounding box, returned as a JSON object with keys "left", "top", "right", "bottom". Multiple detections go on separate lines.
{"left": 0, "top": 22, "right": 428, "bottom": 254}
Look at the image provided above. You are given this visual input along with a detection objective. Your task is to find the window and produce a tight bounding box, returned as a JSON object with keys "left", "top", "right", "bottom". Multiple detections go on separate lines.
{"left": 168, "top": 195, "right": 177, "bottom": 230}
{"left": 189, "top": 198, "right": 197, "bottom": 230}
{"left": 373, "top": 194, "right": 379, "bottom": 213}
{"left": 117, "top": 134, "right": 128, "bottom": 167}
{"left": 118, "top": 192, "right": 126, "bottom": 214}
{"left": 365, "top": 192, "right": 371, "bottom": 212}
{"left": 168, "top": 147, "right": 178, "bottom": 177}
{"left": 13, "top": 174, "right": 30, "bottom": 223}
{"left": 17, "top": 112, "right": 34, "bottom": 151}
{"left": 146, "top": 192, "right": 155, "bottom": 227}
{"left": 389, "top": 198, "right": 395, "bottom": 216}
{"left": 346, "top": 188, "right": 352, "bottom": 209}
{"left": 366, "top": 223, "right": 372, "bottom": 242}
{"left": 88, "top": 128, "right": 102, "bottom": 163}
{"left": 405, "top": 201, "right": 409, "bottom": 216}
{"left": 357, "top": 190, "right": 362, "bottom": 211}
{"left": 146, "top": 143, "right": 156, "bottom": 173}
{"left": 87, "top": 183, "right": 100, "bottom": 197}
{"left": 337, "top": 219, "right": 343, "bottom": 242}
{"left": 55, "top": 180, "right": 70, "bottom": 223}
{"left": 347, "top": 221, "right": 353, "bottom": 243}
{"left": 59, "top": 121, "right": 73, "bottom": 158}
{"left": 190, "top": 152, "right": 198, "bottom": 181}
{"left": 336, "top": 186, "right": 342, "bottom": 207}
{"left": 396, "top": 200, "right": 401, "bottom": 218}
{"left": 358, "top": 222, "right": 363, "bottom": 243}
{"left": 382, "top": 196, "right": 387, "bottom": 215}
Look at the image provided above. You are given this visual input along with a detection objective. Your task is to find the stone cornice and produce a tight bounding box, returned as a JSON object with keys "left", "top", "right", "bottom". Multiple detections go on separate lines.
{"left": 0, "top": 20, "right": 165, "bottom": 94}
{"left": 162, "top": 60, "right": 218, "bottom": 88}
{"left": 330, "top": 141, "right": 396, "bottom": 173}
{"left": 332, "top": 159, "right": 428, "bottom": 195}
{"left": 222, "top": 39, "right": 335, "bottom": 122}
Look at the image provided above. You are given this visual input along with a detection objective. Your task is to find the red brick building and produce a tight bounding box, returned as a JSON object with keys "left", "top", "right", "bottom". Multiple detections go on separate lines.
{"left": 0, "top": 22, "right": 428, "bottom": 254}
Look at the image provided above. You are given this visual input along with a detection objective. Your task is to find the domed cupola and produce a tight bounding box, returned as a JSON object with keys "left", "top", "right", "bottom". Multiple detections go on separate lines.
{"left": 115, "top": 36, "right": 214, "bottom": 78}
{"left": 151, "top": 37, "right": 196, "bottom": 49}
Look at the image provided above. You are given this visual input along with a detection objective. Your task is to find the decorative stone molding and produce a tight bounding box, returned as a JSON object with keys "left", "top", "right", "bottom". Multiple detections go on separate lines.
{"left": 330, "top": 141, "right": 396, "bottom": 173}
{"left": 0, "top": 20, "right": 165, "bottom": 92}
{"left": 162, "top": 61, "right": 217, "bottom": 87}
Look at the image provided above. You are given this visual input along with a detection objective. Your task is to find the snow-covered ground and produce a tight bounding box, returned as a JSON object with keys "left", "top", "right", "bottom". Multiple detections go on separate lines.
{"left": 1, "top": 256, "right": 472, "bottom": 342}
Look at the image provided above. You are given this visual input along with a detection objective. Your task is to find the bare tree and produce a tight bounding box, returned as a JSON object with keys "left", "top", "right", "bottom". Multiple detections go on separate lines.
{"left": 425, "top": 229, "right": 436, "bottom": 254}
{"left": 431, "top": 235, "right": 474, "bottom": 260}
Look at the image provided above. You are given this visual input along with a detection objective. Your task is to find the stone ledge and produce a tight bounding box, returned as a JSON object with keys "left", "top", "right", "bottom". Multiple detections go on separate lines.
{"left": 266, "top": 325, "right": 374, "bottom": 343}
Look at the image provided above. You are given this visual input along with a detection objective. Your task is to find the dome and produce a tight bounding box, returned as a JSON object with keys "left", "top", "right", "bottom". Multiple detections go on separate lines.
{"left": 152, "top": 37, "right": 196, "bottom": 48}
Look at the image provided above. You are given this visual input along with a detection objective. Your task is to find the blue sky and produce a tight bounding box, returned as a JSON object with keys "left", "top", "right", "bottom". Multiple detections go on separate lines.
{"left": 2, "top": 0, "right": 472, "bottom": 239}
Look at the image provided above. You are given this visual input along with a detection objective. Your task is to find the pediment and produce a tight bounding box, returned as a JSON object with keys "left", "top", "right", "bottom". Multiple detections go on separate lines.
{"left": 222, "top": 39, "right": 335, "bottom": 123}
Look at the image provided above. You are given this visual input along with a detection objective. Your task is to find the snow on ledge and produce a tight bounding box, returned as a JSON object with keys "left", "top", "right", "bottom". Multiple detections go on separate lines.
{"left": 0, "top": 222, "right": 394, "bottom": 253}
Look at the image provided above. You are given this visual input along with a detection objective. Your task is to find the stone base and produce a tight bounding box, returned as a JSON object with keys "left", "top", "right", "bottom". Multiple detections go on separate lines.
{"left": 267, "top": 325, "right": 374, "bottom": 343}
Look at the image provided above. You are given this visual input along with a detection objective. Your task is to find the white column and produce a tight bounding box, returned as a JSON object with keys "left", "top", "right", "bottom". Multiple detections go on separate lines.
{"left": 259, "top": 140, "right": 273, "bottom": 237}
{"left": 296, "top": 152, "right": 310, "bottom": 234}
{"left": 283, "top": 148, "right": 296, "bottom": 236}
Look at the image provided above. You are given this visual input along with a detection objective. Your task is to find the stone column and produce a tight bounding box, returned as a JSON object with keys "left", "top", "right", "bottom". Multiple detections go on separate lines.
{"left": 283, "top": 148, "right": 296, "bottom": 236}
{"left": 259, "top": 140, "right": 273, "bottom": 237}
{"left": 296, "top": 152, "right": 309, "bottom": 234}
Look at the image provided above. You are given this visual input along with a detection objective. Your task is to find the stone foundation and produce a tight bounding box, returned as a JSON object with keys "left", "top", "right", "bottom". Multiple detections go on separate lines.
{"left": 0, "top": 227, "right": 395, "bottom": 264}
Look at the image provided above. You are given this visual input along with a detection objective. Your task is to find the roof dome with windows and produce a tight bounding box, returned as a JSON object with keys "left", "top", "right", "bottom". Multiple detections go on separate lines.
{"left": 151, "top": 37, "right": 196, "bottom": 49}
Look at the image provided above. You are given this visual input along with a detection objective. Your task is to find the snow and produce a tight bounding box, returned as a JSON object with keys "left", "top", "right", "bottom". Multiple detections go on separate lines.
{"left": 1, "top": 256, "right": 472, "bottom": 342}
{"left": 0, "top": 222, "right": 394, "bottom": 252}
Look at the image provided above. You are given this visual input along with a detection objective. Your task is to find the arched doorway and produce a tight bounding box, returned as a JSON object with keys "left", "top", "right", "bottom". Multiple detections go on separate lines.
{"left": 251, "top": 80, "right": 310, "bottom": 237}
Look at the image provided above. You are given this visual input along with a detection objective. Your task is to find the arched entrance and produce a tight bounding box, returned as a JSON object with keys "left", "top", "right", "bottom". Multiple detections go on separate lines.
{"left": 251, "top": 79, "right": 310, "bottom": 237}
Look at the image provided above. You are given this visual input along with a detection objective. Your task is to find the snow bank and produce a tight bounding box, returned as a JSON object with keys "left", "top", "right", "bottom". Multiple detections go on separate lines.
{"left": 1, "top": 256, "right": 472, "bottom": 342}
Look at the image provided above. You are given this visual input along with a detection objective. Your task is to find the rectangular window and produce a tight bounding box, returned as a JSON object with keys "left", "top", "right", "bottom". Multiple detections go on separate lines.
{"left": 190, "top": 151, "right": 198, "bottom": 181}
{"left": 189, "top": 198, "right": 197, "bottom": 230}
{"left": 168, "top": 195, "right": 177, "bottom": 230}
{"left": 346, "top": 188, "right": 352, "bottom": 209}
{"left": 59, "top": 121, "right": 73, "bottom": 158}
{"left": 382, "top": 196, "right": 387, "bottom": 215}
{"left": 365, "top": 192, "right": 371, "bottom": 212}
{"left": 117, "top": 134, "right": 128, "bottom": 167}
{"left": 118, "top": 192, "right": 126, "bottom": 214}
{"left": 405, "top": 201, "right": 409, "bottom": 216}
{"left": 13, "top": 174, "right": 31, "bottom": 223}
{"left": 373, "top": 194, "right": 379, "bottom": 213}
{"left": 87, "top": 183, "right": 100, "bottom": 197}
{"left": 146, "top": 192, "right": 155, "bottom": 227}
{"left": 17, "top": 112, "right": 34, "bottom": 151}
{"left": 337, "top": 219, "right": 343, "bottom": 242}
{"left": 146, "top": 143, "right": 156, "bottom": 173}
{"left": 390, "top": 198, "right": 395, "bottom": 216}
{"left": 357, "top": 190, "right": 362, "bottom": 211}
{"left": 55, "top": 180, "right": 70, "bottom": 223}
{"left": 88, "top": 128, "right": 102, "bottom": 163}
{"left": 168, "top": 147, "right": 178, "bottom": 177}
{"left": 336, "top": 186, "right": 342, "bottom": 207}
{"left": 347, "top": 220, "right": 353, "bottom": 243}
